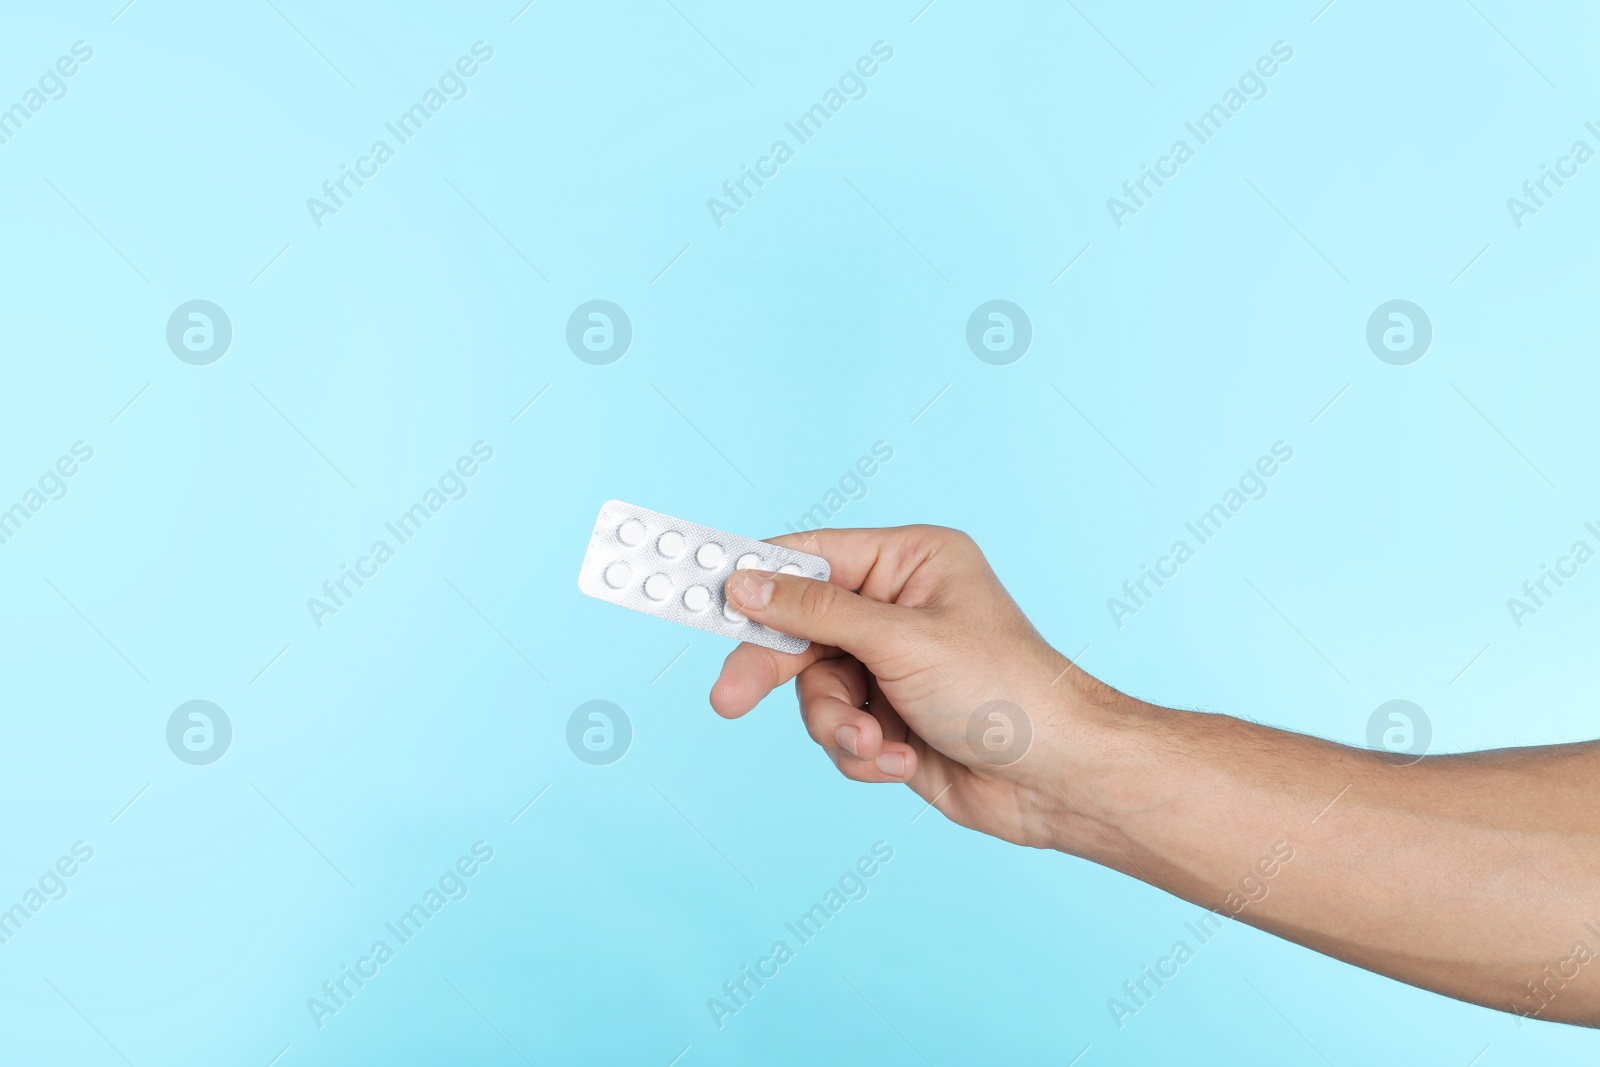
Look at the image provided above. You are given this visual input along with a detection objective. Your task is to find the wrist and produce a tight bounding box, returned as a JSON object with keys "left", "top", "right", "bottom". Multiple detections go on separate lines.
{"left": 1020, "top": 667, "right": 1166, "bottom": 860}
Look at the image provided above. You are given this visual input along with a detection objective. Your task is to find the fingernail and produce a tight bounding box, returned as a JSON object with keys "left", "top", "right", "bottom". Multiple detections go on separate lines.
{"left": 836, "top": 725, "right": 860, "bottom": 758}
{"left": 730, "top": 570, "right": 774, "bottom": 609}
{"left": 876, "top": 751, "right": 907, "bottom": 779}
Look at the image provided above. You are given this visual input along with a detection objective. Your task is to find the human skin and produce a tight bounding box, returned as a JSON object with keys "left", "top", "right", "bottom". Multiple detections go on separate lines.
{"left": 711, "top": 525, "right": 1600, "bottom": 1027}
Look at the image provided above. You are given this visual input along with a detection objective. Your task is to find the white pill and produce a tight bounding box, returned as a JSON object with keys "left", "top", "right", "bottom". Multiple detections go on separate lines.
{"left": 580, "top": 501, "right": 830, "bottom": 655}
{"left": 617, "top": 519, "right": 646, "bottom": 546}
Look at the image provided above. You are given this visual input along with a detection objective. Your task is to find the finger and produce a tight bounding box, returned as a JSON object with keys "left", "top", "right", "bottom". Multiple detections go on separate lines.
{"left": 762, "top": 525, "right": 963, "bottom": 603}
{"left": 795, "top": 658, "right": 877, "bottom": 757}
{"left": 863, "top": 674, "right": 908, "bottom": 746}
{"left": 724, "top": 570, "right": 921, "bottom": 668}
{"left": 797, "top": 660, "right": 918, "bottom": 783}
{"left": 860, "top": 673, "right": 919, "bottom": 780}
{"left": 709, "top": 638, "right": 835, "bottom": 719}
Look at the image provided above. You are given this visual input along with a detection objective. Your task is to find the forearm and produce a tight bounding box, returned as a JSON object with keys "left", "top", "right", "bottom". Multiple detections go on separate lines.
{"left": 1048, "top": 692, "right": 1600, "bottom": 1025}
{"left": 708, "top": 526, "right": 1600, "bottom": 1023}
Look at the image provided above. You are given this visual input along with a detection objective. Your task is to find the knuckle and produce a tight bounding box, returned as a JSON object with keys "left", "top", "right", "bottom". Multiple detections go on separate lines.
{"left": 796, "top": 577, "right": 840, "bottom": 621}
{"left": 797, "top": 697, "right": 828, "bottom": 737}
{"left": 828, "top": 750, "right": 872, "bottom": 781}
{"left": 901, "top": 522, "right": 946, "bottom": 541}
{"left": 936, "top": 526, "right": 979, "bottom": 552}
{"left": 907, "top": 522, "right": 960, "bottom": 539}
{"left": 906, "top": 523, "right": 978, "bottom": 558}
{"left": 754, "top": 648, "right": 785, "bottom": 692}
{"left": 796, "top": 687, "right": 836, "bottom": 742}
{"left": 812, "top": 721, "right": 840, "bottom": 751}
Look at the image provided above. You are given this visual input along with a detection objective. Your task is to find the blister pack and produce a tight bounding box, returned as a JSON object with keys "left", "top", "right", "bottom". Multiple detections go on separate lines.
{"left": 577, "top": 500, "right": 830, "bottom": 654}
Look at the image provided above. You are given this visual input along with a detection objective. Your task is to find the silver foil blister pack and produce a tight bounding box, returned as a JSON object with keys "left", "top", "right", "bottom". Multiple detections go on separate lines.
{"left": 577, "top": 500, "right": 829, "bottom": 654}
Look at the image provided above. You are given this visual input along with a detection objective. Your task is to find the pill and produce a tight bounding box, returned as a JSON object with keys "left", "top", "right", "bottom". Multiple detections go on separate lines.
{"left": 580, "top": 501, "right": 830, "bottom": 655}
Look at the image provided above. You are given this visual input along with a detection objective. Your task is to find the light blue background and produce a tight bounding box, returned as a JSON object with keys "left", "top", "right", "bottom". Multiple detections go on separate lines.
{"left": 2, "top": 0, "right": 1597, "bottom": 1062}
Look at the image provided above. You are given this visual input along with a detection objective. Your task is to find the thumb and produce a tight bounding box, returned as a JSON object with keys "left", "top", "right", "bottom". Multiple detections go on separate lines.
{"left": 725, "top": 570, "right": 914, "bottom": 662}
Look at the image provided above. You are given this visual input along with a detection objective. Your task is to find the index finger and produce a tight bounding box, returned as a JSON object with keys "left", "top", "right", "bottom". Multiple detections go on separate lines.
{"left": 709, "top": 638, "right": 841, "bottom": 718}
{"left": 763, "top": 525, "right": 944, "bottom": 602}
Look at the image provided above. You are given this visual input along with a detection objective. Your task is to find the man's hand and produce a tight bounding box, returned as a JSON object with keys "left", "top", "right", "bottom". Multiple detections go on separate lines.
{"left": 711, "top": 524, "right": 1600, "bottom": 1028}
{"left": 711, "top": 525, "right": 1111, "bottom": 850}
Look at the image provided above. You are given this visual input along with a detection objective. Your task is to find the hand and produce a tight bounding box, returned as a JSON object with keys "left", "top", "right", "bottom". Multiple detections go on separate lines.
{"left": 712, "top": 525, "right": 1111, "bottom": 849}
{"left": 712, "top": 527, "right": 1600, "bottom": 1026}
